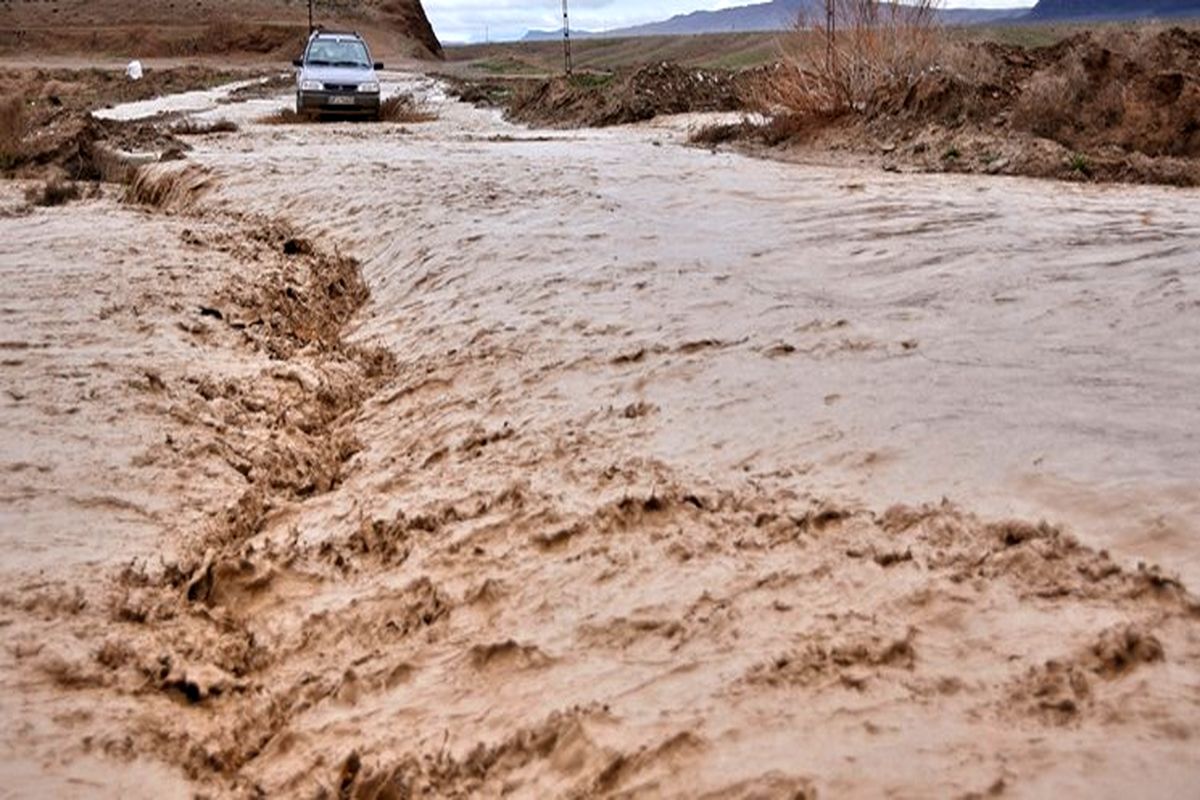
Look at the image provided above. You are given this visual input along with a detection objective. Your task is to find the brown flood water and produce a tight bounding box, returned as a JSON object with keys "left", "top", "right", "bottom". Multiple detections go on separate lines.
{"left": 206, "top": 78, "right": 1200, "bottom": 583}
{"left": 1, "top": 75, "right": 1198, "bottom": 798}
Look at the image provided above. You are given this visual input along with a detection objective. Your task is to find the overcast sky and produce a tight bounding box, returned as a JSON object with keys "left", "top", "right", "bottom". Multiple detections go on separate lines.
{"left": 423, "top": 0, "right": 1037, "bottom": 43}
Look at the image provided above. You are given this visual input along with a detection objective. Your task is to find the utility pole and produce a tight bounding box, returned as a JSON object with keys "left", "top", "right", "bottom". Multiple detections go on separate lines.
{"left": 309, "top": 0, "right": 315, "bottom": 33}
{"left": 562, "top": 0, "right": 573, "bottom": 76}
{"left": 825, "top": 0, "right": 836, "bottom": 72}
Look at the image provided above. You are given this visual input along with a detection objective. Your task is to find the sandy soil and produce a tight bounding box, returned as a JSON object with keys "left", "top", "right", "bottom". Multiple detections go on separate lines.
{"left": 1, "top": 75, "right": 1198, "bottom": 797}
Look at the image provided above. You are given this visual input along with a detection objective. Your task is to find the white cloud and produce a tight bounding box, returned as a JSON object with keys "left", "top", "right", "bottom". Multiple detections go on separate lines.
{"left": 423, "top": 1, "right": 1036, "bottom": 43}
{"left": 426, "top": 0, "right": 764, "bottom": 43}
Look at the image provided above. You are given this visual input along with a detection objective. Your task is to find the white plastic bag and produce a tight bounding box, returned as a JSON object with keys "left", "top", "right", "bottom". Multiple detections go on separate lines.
{"left": 126, "top": 60, "right": 143, "bottom": 81}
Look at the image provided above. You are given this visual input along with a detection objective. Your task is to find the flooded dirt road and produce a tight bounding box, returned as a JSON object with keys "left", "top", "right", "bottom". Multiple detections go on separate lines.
{"left": 201, "top": 76, "right": 1200, "bottom": 583}
{"left": 2, "top": 75, "right": 1198, "bottom": 797}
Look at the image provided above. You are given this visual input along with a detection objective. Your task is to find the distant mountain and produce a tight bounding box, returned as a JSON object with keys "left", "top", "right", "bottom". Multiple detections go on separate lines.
{"left": 603, "top": 0, "right": 805, "bottom": 36}
{"left": 1028, "top": 0, "right": 1200, "bottom": 19}
{"left": 523, "top": 29, "right": 597, "bottom": 42}
{"left": 523, "top": 0, "right": 1200, "bottom": 42}
{"left": 941, "top": 8, "right": 1030, "bottom": 24}
{"left": 523, "top": 1, "right": 1027, "bottom": 42}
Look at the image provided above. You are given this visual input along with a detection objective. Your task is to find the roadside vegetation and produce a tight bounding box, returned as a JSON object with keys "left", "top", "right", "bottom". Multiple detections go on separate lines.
{"left": 443, "top": 6, "right": 1199, "bottom": 186}
{"left": 0, "top": 95, "right": 26, "bottom": 170}
{"left": 684, "top": 3, "right": 1200, "bottom": 186}
{"left": 24, "top": 177, "right": 85, "bottom": 207}
{"left": 765, "top": 0, "right": 944, "bottom": 115}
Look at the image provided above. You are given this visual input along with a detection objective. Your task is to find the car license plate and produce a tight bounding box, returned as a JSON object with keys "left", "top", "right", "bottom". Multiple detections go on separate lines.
{"left": 330, "top": 96, "right": 355, "bottom": 106}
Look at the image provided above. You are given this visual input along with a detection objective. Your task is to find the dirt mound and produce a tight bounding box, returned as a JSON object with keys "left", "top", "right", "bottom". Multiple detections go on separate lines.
{"left": 872, "top": 27, "right": 1200, "bottom": 159}
{"left": 0, "top": 67, "right": 242, "bottom": 181}
{"left": 1, "top": 0, "right": 442, "bottom": 59}
{"left": 477, "top": 63, "right": 748, "bottom": 128}
{"left": 699, "top": 27, "right": 1200, "bottom": 186}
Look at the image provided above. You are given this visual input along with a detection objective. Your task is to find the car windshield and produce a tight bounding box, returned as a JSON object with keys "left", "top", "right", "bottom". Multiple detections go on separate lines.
{"left": 306, "top": 40, "right": 370, "bottom": 68}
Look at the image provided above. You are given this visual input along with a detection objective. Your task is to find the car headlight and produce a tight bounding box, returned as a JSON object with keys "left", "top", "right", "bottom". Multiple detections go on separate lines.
{"left": 358, "top": 82, "right": 380, "bottom": 93}
{"left": 300, "top": 80, "right": 323, "bottom": 91}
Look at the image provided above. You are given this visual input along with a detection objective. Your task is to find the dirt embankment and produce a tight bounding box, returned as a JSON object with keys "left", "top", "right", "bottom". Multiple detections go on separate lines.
{"left": 1, "top": 0, "right": 443, "bottom": 59}
{"left": 718, "top": 26, "right": 1200, "bottom": 185}
{"left": 463, "top": 63, "right": 754, "bottom": 128}
{"left": 1, "top": 66, "right": 247, "bottom": 181}
{"left": 452, "top": 27, "right": 1200, "bottom": 186}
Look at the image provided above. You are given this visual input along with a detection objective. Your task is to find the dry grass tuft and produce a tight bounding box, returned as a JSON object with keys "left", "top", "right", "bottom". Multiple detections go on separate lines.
{"left": 25, "top": 178, "right": 83, "bottom": 207}
{"left": 689, "top": 111, "right": 838, "bottom": 149}
{"left": 763, "top": 0, "right": 945, "bottom": 117}
{"left": 690, "top": 121, "right": 746, "bottom": 147}
{"left": 0, "top": 95, "right": 28, "bottom": 169}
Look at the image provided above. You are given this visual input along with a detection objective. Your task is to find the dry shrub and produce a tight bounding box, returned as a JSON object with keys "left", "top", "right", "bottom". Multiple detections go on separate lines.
{"left": 766, "top": 0, "right": 946, "bottom": 116}
{"left": 939, "top": 41, "right": 1005, "bottom": 87}
{"left": 0, "top": 95, "right": 27, "bottom": 168}
{"left": 1010, "top": 28, "right": 1196, "bottom": 156}
{"left": 1013, "top": 58, "right": 1089, "bottom": 138}
{"left": 690, "top": 110, "right": 837, "bottom": 148}
{"left": 25, "top": 178, "right": 82, "bottom": 207}
{"left": 690, "top": 121, "right": 746, "bottom": 147}
{"left": 379, "top": 94, "right": 438, "bottom": 123}
{"left": 1011, "top": 50, "right": 1131, "bottom": 142}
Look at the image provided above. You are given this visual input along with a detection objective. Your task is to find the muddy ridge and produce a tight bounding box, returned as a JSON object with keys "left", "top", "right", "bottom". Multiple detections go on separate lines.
{"left": 1, "top": 66, "right": 247, "bottom": 182}
{"left": 0, "top": 165, "right": 397, "bottom": 794}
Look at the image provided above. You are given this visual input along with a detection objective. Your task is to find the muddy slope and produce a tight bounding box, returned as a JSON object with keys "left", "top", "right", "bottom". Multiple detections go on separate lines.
{"left": 506, "top": 63, "right": 752, "bottom": 128}
{"left": 1, "top": 0, "right": 442, "bottom": 59}
{"left": 854, "top": 26, "right": 1200, "bottom": 183}
{"left": 0, "top": 67, "right": 254, "bottom": 181}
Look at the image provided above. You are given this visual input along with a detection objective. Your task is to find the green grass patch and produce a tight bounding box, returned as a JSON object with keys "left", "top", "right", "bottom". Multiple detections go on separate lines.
{"left": 568, "top": 72, "right": 616, "bottom": 90}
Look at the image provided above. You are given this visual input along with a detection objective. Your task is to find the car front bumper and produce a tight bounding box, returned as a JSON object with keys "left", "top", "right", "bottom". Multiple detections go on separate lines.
{"left": 297, "top": 91, "right": 381, "bottom": 115}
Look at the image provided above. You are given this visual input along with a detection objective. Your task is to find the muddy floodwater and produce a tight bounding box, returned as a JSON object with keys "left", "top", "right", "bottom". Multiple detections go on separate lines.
{"left": 2, "top": 75, "right": 1198, "bottom": 798}
{"left": 204, "top": 76, "right": 1200, "bottom": 582}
